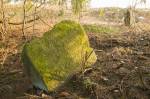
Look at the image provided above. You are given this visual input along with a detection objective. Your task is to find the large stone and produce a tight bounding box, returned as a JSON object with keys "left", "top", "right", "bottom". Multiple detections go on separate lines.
{"left": 22, "top": 20, "right": 97, "bottom": 92}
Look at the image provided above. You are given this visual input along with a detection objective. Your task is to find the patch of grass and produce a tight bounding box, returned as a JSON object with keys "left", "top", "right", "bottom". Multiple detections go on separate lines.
{"left": 83, "top": 24, "right": 120, "bottom": 34}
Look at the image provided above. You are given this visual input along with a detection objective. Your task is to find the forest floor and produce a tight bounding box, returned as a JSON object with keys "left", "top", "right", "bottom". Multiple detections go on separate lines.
{"left": 0, "top": 24, "right": 150, "bottom": 99}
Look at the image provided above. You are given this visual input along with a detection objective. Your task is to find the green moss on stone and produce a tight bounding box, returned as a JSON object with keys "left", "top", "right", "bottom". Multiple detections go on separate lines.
{"left": 22, "top": 20, "right": 97, "bottom": 92}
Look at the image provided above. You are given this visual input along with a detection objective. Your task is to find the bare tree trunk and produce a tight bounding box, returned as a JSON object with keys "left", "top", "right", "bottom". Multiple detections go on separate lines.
{"left": 33, "top": 3, "right": 38, "bottom": 35}
{"left": 22, "top": 0, "right": 27, "bottom": 40}
{"left": 78, "top": 10, "right": 82, "bottom": 22}
{"left": 124, "top": 8, "right": 136, "bottom": 27}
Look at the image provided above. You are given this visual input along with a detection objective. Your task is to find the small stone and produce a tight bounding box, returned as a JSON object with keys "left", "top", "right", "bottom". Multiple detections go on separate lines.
{"left": 42, "top": 93, "right": 52, "bottom": 99}
{"left": 135, "top": 67, "right": 138, "bottom": 69}
{"left": 114, "top": 90, "right": 119, "bottom": 93}
{"left": 101, "top": 76, "right": 109, "bottom": 81}
{"left": 59, "top": 91, "right": 70, "bottom": 97}
{"left": 120, "top": 60, "right": 125, "bottom": 64}
{"left": 140, "top": 38, "right": 144, "bottom": 41}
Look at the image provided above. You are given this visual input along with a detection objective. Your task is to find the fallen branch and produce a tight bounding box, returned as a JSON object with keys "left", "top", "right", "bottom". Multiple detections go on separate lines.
{"left": 24, "top": 93, "right": 43, "bottom": 99}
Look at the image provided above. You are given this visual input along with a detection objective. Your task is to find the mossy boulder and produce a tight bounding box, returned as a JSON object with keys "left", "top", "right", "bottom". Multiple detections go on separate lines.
{"left": 22, "top": 20, "right": 97, "bottom": 92}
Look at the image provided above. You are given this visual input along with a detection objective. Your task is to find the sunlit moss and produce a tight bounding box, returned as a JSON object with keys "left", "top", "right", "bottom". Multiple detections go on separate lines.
{"left": 22, "top": 20, "right": 97, "bottom": 92}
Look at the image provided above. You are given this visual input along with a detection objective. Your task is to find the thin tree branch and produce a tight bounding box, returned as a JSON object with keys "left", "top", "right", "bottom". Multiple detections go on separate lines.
{"left": 33, "top": 2, "right": 38, "bottom": 34}
{"left": 0, "top": 16, "right": 40, "bottom": 25}
{"left": 22, "top": 0, "right": 27, "bottom": 39}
